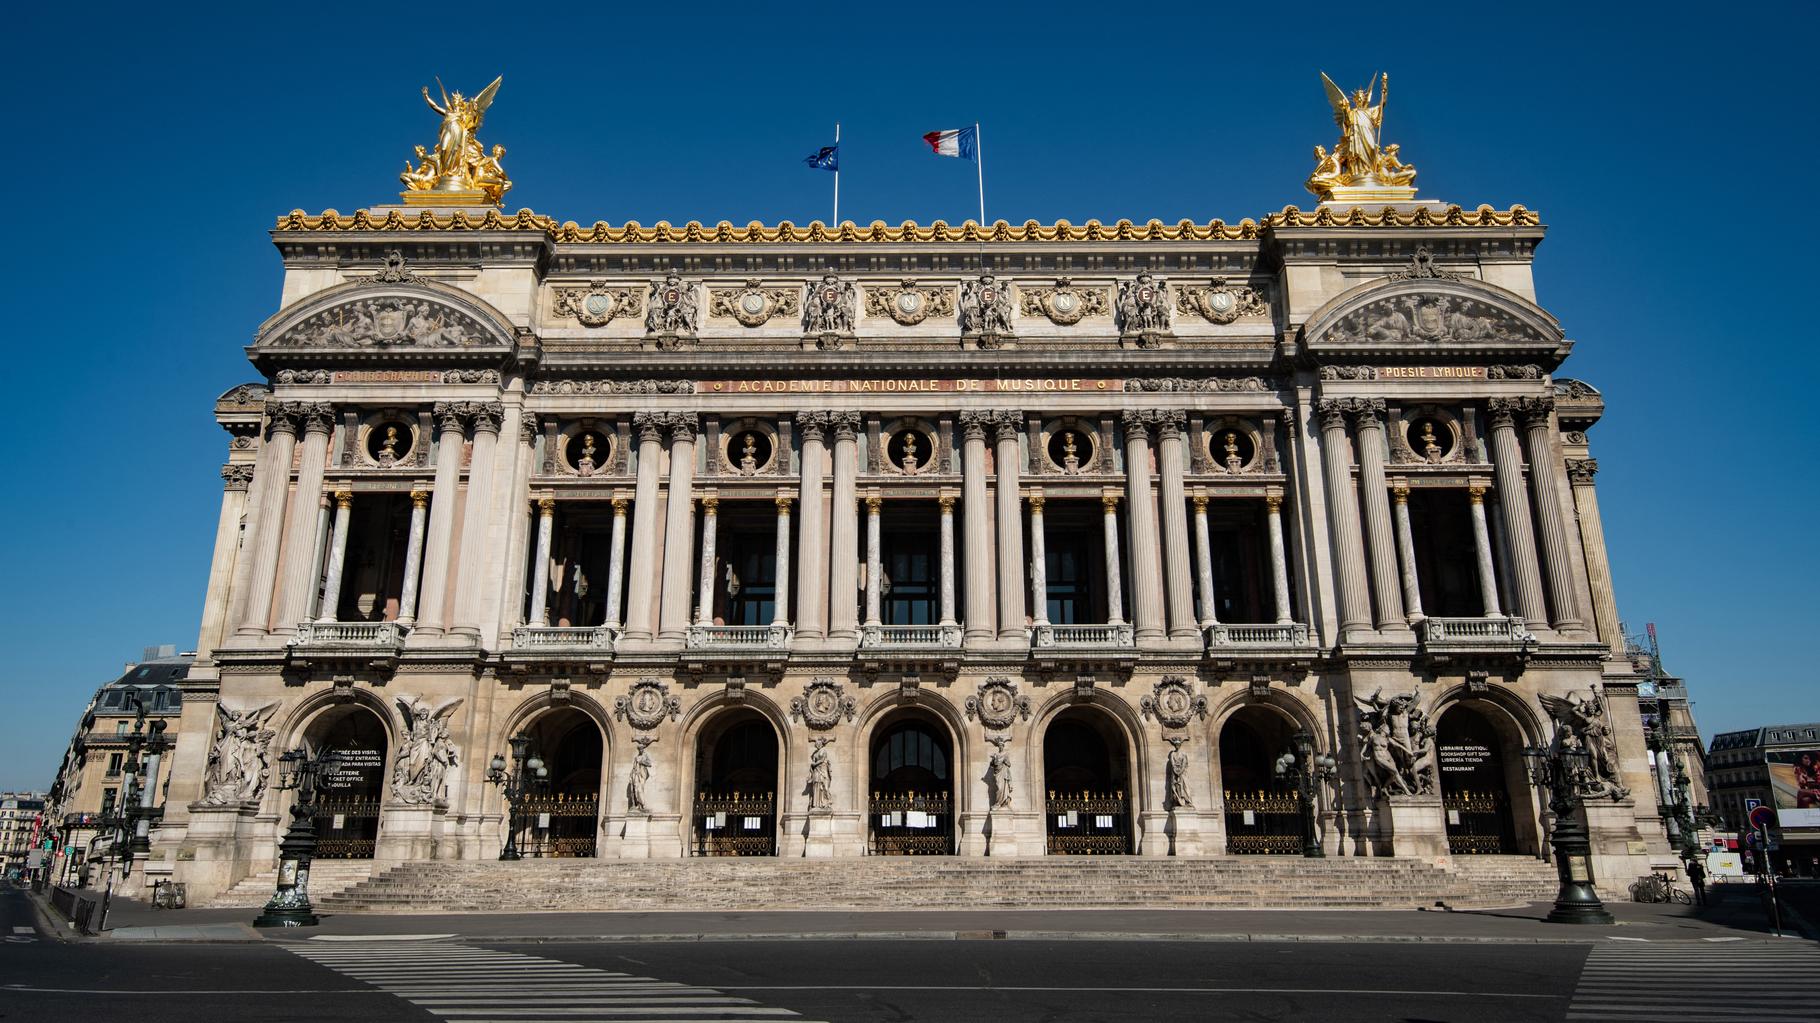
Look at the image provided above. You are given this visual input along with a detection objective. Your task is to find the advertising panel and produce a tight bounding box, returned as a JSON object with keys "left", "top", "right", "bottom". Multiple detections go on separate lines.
{"left": 1767, "top": 747, "right": 1820, "bottom": 828}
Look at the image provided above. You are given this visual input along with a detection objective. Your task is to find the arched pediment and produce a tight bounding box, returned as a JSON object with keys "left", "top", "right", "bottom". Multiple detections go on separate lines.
{"left": 1301, "top": 275, "right": 1562, "bottom": 351}
{"left": 255, "top": 278, "right": 517, "bottom": 351}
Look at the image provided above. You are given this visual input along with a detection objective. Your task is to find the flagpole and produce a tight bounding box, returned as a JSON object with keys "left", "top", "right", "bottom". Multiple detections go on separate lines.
{"left": 833, "top": 122, "right": 841, "bottom": 227}
{"left": 974, "top": 122, "right": 986, "bottom": 227}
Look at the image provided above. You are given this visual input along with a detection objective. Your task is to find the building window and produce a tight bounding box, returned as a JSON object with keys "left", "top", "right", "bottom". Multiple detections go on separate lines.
{"left": 100, "top": 789, "right": 117, "bottom": 816}
{"left": 116, "top": 721, "right": 130, "bottom": 735}
{"left": 106, "top": 753, "right": 122, "bottom": 776}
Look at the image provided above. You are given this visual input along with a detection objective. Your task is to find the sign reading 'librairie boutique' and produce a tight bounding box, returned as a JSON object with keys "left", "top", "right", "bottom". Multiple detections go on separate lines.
{"left": 701, "top": 378, "right": 1120, "bottom": 394}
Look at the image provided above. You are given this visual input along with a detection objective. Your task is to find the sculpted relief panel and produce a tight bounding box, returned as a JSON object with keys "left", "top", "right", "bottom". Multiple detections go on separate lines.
{"left": 267, "top": 295, "right": 498, "bottom": 348}
{"left": 1323, "top": 293, "right": 1533, "bottom": 346}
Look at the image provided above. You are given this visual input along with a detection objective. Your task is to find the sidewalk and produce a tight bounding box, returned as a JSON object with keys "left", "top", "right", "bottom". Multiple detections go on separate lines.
{"left": 62, "top": 881, "right": 1818, "bottom": 945}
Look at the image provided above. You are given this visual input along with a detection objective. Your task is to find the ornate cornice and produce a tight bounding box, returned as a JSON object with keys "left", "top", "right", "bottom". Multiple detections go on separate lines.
{"left": 277, "top": 205, "right": 1539, "bottom": 241}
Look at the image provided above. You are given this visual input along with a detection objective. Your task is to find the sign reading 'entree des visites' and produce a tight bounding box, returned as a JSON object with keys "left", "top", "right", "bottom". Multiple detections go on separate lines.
{"left": 702, "top": 378, "right": 1120, "bottom": 394}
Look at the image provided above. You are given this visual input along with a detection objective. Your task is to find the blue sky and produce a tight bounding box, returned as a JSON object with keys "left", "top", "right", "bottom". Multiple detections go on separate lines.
{"left": 1, "top": 2, "right": 1813, "bottom": 790}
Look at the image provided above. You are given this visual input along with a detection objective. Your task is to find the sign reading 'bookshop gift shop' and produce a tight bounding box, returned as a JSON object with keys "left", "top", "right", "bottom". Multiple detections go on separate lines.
{"left": 701, "top": 377, "right": 1121, "bottom": 394}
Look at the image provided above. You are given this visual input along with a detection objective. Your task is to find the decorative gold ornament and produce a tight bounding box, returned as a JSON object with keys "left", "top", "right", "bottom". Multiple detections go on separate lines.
{"left": 1305, "top": 72, "right": 1418, "bottom": 204}
{"left": 400, "top": 76, "right": 510, "bottom": 207}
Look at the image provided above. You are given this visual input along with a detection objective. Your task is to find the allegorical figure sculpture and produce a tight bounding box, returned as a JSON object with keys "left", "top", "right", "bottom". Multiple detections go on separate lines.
{"left": 1117, "top": 272, "right": 1172, "bottom": 334}
{"left": 1166, "top": 737, "right": 1194, "bottom": 810}
{"left": 200, "top": 702, "right": 278, "bottom": 805}
{"left": 627, "top": 736, "right": 656, "bottom": 814}
{"left": 645, "top": 273, "right": 701, "bottom": 336}
{"left": 1541, "top": 690, "right": 1630, "bottom": 800}
{"left": 400, "top": 76, "right": 510, "bottom": 205}
{"left": 807, "top": 737, "right": 835, "bottom": 812}
{"left": 960, "top": 274, "right": 1014, "bottom": 336}
{"left": 1355, "top": 688, "right": 1436, "bottom": 798}
{"left": 392, "top": 695, "right": 464, "bottom": 805}
{"left": 804, "top": 274, "right": 857, "bottom": 334}
{"left": 1305, "top": 72, "right": 1418, "bottom": 201}
{"left": 987, "top": 735, "right": 1014, "bottom": 810}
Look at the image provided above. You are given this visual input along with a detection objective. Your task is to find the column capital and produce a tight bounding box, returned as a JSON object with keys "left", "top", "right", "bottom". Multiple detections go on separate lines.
{"left": 410, "top": 489, "right": 429, "bottom": 509}
{"left": 1119, "top": 408, "right": 1152, "bottom": 438}
{"left": 795, "top": 410, "right": 830, "bottom": 441}
{"left": 957, "top": 409, "right": 991, "bottom": 441}
{"left": 297, "top": 402, "right": 336, "bottom": 435}
{"left": 466, "top": 401, "right": 505, "bottom": 435}
{"left": 1518, "top": 395, "right": 1557, "bottom": 428}
{"left": 990, "top": 409, "right": 1025, "bottom": 441}
{"left": 664, "top": 411, "right": 700, "bottom": 443}
{"left": 702, "top": 495, "right": 719, "bottom": 512}
{"left": 1486, "top": 397, "right": 1523, "bottom": 430}
{"left": 1313, "top": 398, "right": 1351, "bottom": 432}
{"left": 433, "top": 400, "right": 467, "bottom": 435}
{"left": 263, "top": 400, "right": 302, "bottom": 436}
{"left": 1468, "top": 484, "right": 1487, "bottom": 503}
{"left": 865, "top": 494, "right": 883, "bottom": 513}
{"left": 519, "top": 410, "right": 540, "bottom": 443}
{"left": 1349, "top": 398, "right": 1388, "bottom": 428}
{"left": 1391, "top": 481, "right": 1409, "bottom": 503}
{"left": 1566, "top": 457, "right": 1599, "bottom": 484}
{"left": 1265, "top": 493, "right": 1283, "bottom": 513}
{"left": 1027, "top": 492, "right": 1045, "bottom": 512}
{"left": 938, "top": 493, "right": 956, "bottom": 512}
{"left": 220, "top": 463, "right": 254, "bottom": 491}
{"left": 318, "top": 492, "right": 333, "bottom": 510}
{"left": 632, "top": 410, "right": 666, "bottom": 442}
{"left": 1152, "top": 408, "right": 1187, "bottom": 438}
{"left": 1101, "top": 491, "right": 1122, "bottom": 511}
{"left": 774, "top": 494, "right": 794, "bottom": 511}
{"left": 1191, "top": 494, "right": 1208, "bottom": 512}
{"left": 612, "top": 496, "right": 630, "bottom": 514}
{"left": 828, "top": 411, "right": 863, "bottom": 439}
{"left": 538, "top": 496, "right": 556, "bottom": 515}
{"left": 333, "top": 489, "right": 353, "bottom": 510}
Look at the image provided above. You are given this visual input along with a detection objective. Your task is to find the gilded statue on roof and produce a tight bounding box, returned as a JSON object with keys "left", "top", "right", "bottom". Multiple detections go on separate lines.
{"left": 1305, "top": 72, "right": 1418, "bottom": 203}
{"left": 401, "top": 76, "right": 510, "bottom": 205}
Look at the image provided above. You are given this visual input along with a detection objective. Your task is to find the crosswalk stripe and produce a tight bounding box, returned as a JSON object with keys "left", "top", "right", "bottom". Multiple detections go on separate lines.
{"left": 283, "top": 940, "right": 829, "bottom": 1023}
{"left": 1568, "top": 942, "right": 1820, "bottom": 1021}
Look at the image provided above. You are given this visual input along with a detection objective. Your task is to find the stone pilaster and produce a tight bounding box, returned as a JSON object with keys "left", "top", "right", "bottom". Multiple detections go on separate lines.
{"left": 1566, "top": 458, "right": 1623, "bottom": 656}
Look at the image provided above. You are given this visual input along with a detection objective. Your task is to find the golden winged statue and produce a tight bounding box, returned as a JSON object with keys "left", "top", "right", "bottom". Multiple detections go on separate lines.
{"left": 401, "top": 76, "right": 511, "bottom": 206}
{"left": 1305, "top": 71, "right": 1418, "bottom": 202}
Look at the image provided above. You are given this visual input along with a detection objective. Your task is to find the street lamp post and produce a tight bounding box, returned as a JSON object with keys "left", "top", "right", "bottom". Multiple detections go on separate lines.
{"left": 1522, "top": 742, "right": 1614, "bottom": 925}
{"left": 97, "top": 699, "right": 163, "bottom": 931}
{"left": 1274, "top": 729, "right": 1337, "bottom": 859}
{"left": 253, "top": 746, "right": 339, "bottom": 928}
{"left": 486, "top": 734, "right": 546, "bottom": 861}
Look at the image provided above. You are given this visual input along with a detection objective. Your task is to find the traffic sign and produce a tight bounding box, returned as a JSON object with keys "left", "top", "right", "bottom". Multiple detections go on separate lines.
{"left": 1750, "top": 804, "right": 1777, "bottom": 830}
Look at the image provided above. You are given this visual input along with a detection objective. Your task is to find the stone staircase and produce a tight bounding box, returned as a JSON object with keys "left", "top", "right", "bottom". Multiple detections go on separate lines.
{"left": 208, "top": 861, "right": 376, "bottom": 908}
{"left": 318, "top": 855, "right": 1560, "bottom": 913}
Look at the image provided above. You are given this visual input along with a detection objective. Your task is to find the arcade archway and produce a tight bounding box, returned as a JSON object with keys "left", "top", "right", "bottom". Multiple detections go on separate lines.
{"left": 303, "top": 705, "right": 388, "bottom": 859}
{"left": 692, "top": 710, "right": 779, "bottom": 856}
{"left": 1218, "top": 705, "right": 1302, "bottom": 855}
{"left": 1043, "top": 709, "right": 1132, "bottom": 854}
{"left": 1435, "top": 702, "right": 1533, "bottom": 855}
{"left": 869, "top": 711, "right": 955, "bottom": 855}
{"left": 516, "top": 707, "right": 604, "bottom": 857}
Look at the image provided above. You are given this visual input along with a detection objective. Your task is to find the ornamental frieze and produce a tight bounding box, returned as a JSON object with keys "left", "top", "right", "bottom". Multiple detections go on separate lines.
{"left": 552, "top": 282, "right": 643, "bottom": 326}
{"left": 1139, "top": 676, "right": 1207, "bottom": 729}
{"left": 529, "top": 379, "right": 695, "bottom": 395}
{"left": 708, "top": 280, "right": 801, "bottom": 327}
{"left": 1175, "top": 278, "right": 1270, "bottom": 324}
{"left": 865, "top": 280, "right": 955, "bottom": 326}
{"left": 965, "top": 677, "right": 1030, "bottom": 731}
{"left": 267, "top": 295, "right": 496, "bottom": 348}
{"left": 790, "top": 678, "right": 856, "bottom": 730}
{"left": 1323, "top": 293, "right": 1531, "bottom": 346}
{"left": 1124, "top": 377, "right": 1272, "bottom": 392}
{"left": 614, "top": 681, "right": 682, "bottom": 730}
{"left": 1019, "top": 280, "right": 1108, "bottom": 326}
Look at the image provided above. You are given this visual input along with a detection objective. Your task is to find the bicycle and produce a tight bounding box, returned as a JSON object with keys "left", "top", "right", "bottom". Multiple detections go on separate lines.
{"left": 1630, "top": 871, "right": 1692, "bottom": 904}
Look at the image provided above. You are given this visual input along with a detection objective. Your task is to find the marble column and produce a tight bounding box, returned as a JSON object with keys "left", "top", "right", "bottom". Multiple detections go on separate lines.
{"left": 1521, "top": 398, "right": 1584, "bottom": 631}
{"left": 864, "top": 495, "right": 884, "bottom": 628}
{"left": 772, "top": 495, "right": 793, "bottom": 628}
{"left": 1566, "top": 459, "right": 1624, "bottom": 655}
{"left": 1101, "top": 492, "right": 1126, "bottom": 626}
{"left": 413, "top": 403, "right": 468, "bottom": 637}
{"left": 622, "top": 414, "right": 666, "bottom": 642}
{"left": 1156, "top": 414, "right": 1197, "bottom": 640}
{"left": 1486, "top": 399, "right": 1548, "bottom": 625}
{"left": 271, "top": 405, "right": 334, "bottom": 633}
{"left": 1265, "top": 494, "right": 1294, "bottom": 625}
{"left": 396, "top": 490, "right": 429, "bottom": 626}
{"left": 1121, "top": 412, "right": 1166, "bottom": 643}
{"left": 828, "top": 413, "right": 862, "bottom": 643}
{"left": 1314, "top": 400, "right": 1372, "bottom": 636}
{"left": 1028, "top": 493, "right": 1049, "bottom": 628}
{"left": 450, "top": 402, "right": 503, "bottom": 640}
{"left": 657, "top": 414, "right": 699, "bottom": 642}
{"left": 318, "top": 490, "right": 354, "bottom": 622}
{"left": 1390, "top": 482, "right": 1423, "bottom": 622}
{"left": 497, "top": 412, "right": 540, "bottom": 640}
{"left": 992, "top": 412, "right": 1027, "bottom": 642}
{"left": 604, "top": 497, "right": 628, "bottom": 630}
{"left": 1191, "top": 495, "right": 1218, "bottom": 627}
{"left": 229, "top": 407, "right": 296, "bottom": 637}
{"left": 1489, "top": 494, "right": 1519, "bottom": 616}
{"left": 528, "top": 497, "right": 555, "bottom": 625}
{"left": 1351, "top": 402, "right": 1406, "bottom": 630}
{"left": 958, "top": 412, "right": 996, "bottom": 642}
{"left": 695, "top": 496, "right": 719, "bottom": 625}
{"left": 1467, "top": 484, "right": 1503, "bottom": 617}
{"left": 305, "top": 494, "right": 332, "bottom": 621}
{"left": 937, "top": 493, "right": 958, "bottom": 630}
{"left": 794, "top": 413, "right": 829, "bottom": 640}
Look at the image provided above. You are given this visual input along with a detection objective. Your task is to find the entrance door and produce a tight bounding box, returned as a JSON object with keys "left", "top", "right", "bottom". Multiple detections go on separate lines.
{"left": 1219, "top": 707, "right": 1303, "bottom": 854}
{"left": 308, "top": 707, "right": 386, "bottom": 859}
{"left": 869, "top": 716, "right": 953, "bottom": 854}
{"left": 514, "top": 709, "right": 602, "bottom": 857}
{"left": 693, "top": 715, "right": 778, "bottom": 855}
{"left": 1043, "top": 713, "right": 1132, "bottom": 854}
{"left": 1436, "top": 705, "right": 1518, "bottom": 854}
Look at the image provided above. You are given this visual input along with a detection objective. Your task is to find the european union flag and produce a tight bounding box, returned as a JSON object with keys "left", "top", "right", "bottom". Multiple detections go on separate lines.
{"left": 804, "top": 145, "right": 839, "bottom": 172}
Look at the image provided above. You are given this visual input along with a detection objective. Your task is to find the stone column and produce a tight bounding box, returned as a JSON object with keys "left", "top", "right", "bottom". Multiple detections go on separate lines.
{"left": 657, "top": 414, "right": 699, "bottom": 642}
{"left": 604, "top": 497, "right": 628, "bottom": 630}
{"left": 305, "top": 494, "right": 332, "bottom": 621}
{"left": 1028, "top": 492, "right": 1049, "bottom": 628}
{"left": 528, "top": 497, "right": 555, "bottom": 625}
{"left": 1192, "top": 494, "right": 1218, "bottom": 627}
{"left": 396, "top": 490, "right": 429, "bottom": 626}
{"left": 1521, "top": 399, "right": 1584, "bottom": 631}
{"left": 1467, "top": 484, "right": 1503, "bottom": 617}
{"left": 1121, "top": 412, "right": 1165, "bottom": 643}
{"left": 695, "top": 496, "right": 719, "bottom": 625}
{"left": 496, "top": 412, "right": 540, "bottom": 640}
{"left": 937, "top": 493, "right": 958, "bottom": 629}
{"left": 622, "top": 414, "right": 666, "bottom": 642}
{"left": 959, "top": 412, "right": 996, "bottom": 642}
{"left": 1265, "top": 494, "right": 1294, "bottom": 625}
{"left": 772, "top": 495, "right": 793, "bottom": 628}
{"left": 1314, "top": 400, "right": 1372, "bottom": 636}
{"left": 229, "top": 406, "right": 296, "bottom": 637}
{"left": 413, "top": 403, "right": 468, "bottom": 637}
{"left": 318, "top": 490, "right": 354, "bottom": 622}
{"left": 828, "top": 413, "right": 862, "bottom": 643}
{"left": 794, "top": 413, "right": 829, "bottom": 640}
{"left": 864, "top": 495, "right": 884, "bottom": 628}
{"left": 1566, "top": 459, "right": 1624, "bottom": 655}
{"left": 450, "top": 402, "right": 503, "bottom": 640}
{"left": 992, "top": 411, "right": 1027, "bottom": 641}
{"left": 271, "top": 405, "right": 334, "bottom": 633}
{"left": 1390, "top": 482, "right": 1423, "bottom": 622}
{"left": 1102, "top": 492, "right": 1126, "bottom": 626}
{"left": 1351, "top": 402, "right": 1406, "bottom": 630}
{"left": 1156, "top": 414, "right": 1196, "bottom": 639}
{"left": 1486, "top": 399, "right": 1548, "bottom": 625}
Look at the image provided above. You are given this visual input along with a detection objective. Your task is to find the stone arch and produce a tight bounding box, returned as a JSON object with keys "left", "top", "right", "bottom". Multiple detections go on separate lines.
{"left": 1300, "top": 274, "right": 1563, "bottom": 351}
{"left": 494, "top": 690, "right": 615, "bottom": 858}
{"left": 1032, "top": 689, "right": 1144, "bottom": 854}
{"left": 857, "top": 689, "right": 966, "bottom": 855}
{"left": 1427, "top": 683, "right": 1546, "bottom": 855}
{"left": 678, "top": 690, "right": 792, "bottom": 857}
{"left": 279, "top": 690, "right": 398, "bottom": 860}
{"left": 252, "top": 276, "right": 519, "bottom": 351}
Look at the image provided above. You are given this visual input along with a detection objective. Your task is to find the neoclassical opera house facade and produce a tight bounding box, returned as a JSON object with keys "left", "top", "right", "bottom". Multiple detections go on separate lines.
{"left": 149, "top": 93, "right": 1674, "bottom": 905}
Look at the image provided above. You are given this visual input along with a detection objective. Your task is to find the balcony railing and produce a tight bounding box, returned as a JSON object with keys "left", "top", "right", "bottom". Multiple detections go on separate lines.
{"left": 1034, "top": 622, "right": 1136, "bottom": 648}
{"left": 685, "top": 624, "right": 792, "bottom": 650}
{"left": 861, "top": 623, "right": 964, "bottom": 649}
{"left": 290, "top": 621, "right": 406, "bottom": 647}
{"left": 1416, "top": 616, "right": 1532, "bottom": 646}
{"left": 1208, "top": 622, "right": 1311, "bottom": 647}
{"left": 511, "top": 625, "right": 619, "bottom": 651}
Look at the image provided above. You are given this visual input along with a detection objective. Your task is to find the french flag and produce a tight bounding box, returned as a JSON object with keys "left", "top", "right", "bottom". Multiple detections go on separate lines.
{"left": 922, "top": 126, "right": 977, "bottom": 160}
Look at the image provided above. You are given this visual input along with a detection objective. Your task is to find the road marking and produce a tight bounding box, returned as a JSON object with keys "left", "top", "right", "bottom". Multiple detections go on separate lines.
{"left": 309, "top": 932, "right": 456, "bottom": 941}
{"left": 1568, "top": 942, "right": 1820, "bottom": 1021}
{"left": 711, "top": 985, "right": 1560, "bottom": 998}
{"left": 11, "top": 926, "right": 33, "bottom": 934}
{"left": 283, "top": 940, "right": 832, "bottom": 1022}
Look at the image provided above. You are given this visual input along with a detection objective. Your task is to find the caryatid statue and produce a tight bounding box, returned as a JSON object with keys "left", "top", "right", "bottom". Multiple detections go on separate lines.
{"left": 806, "top": 737, "right": 835, "bottom": 812}
{"left": 1305, "top": 72, "right": 1418, "bottom": 201}
{"left": 627, "top": 736, "right": 657, "bottom": 814}
{"left": 400, "top": 76, "right": 510, "bottom": 205}
{"left": 986, "top": 735, "right": 1014, "bottom": 810}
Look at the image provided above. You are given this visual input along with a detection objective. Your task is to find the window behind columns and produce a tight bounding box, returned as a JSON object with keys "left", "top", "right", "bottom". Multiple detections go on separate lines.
{"left": 335, "top": 493, "right": 413, "bottom": 622}
{"left": 1408, "top": 489, "right": 1484, "bottom": 617}
{"left": 1042, "top": 499, "right": 1106, "bottom": 625}
{"left": 1206, "top": 499, "right": 1271, "bottom": 623}
{"left": 882, "top": 500, "right": 938, "bottom": 625}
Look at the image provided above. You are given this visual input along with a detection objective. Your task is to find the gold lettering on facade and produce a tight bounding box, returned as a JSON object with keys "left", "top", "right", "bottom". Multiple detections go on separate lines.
{"left": 1373, "top": 366, "right": 1488, "bottom": 380}
{"left": 704, "top": 378, "right": 1117, "bottom": 393}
